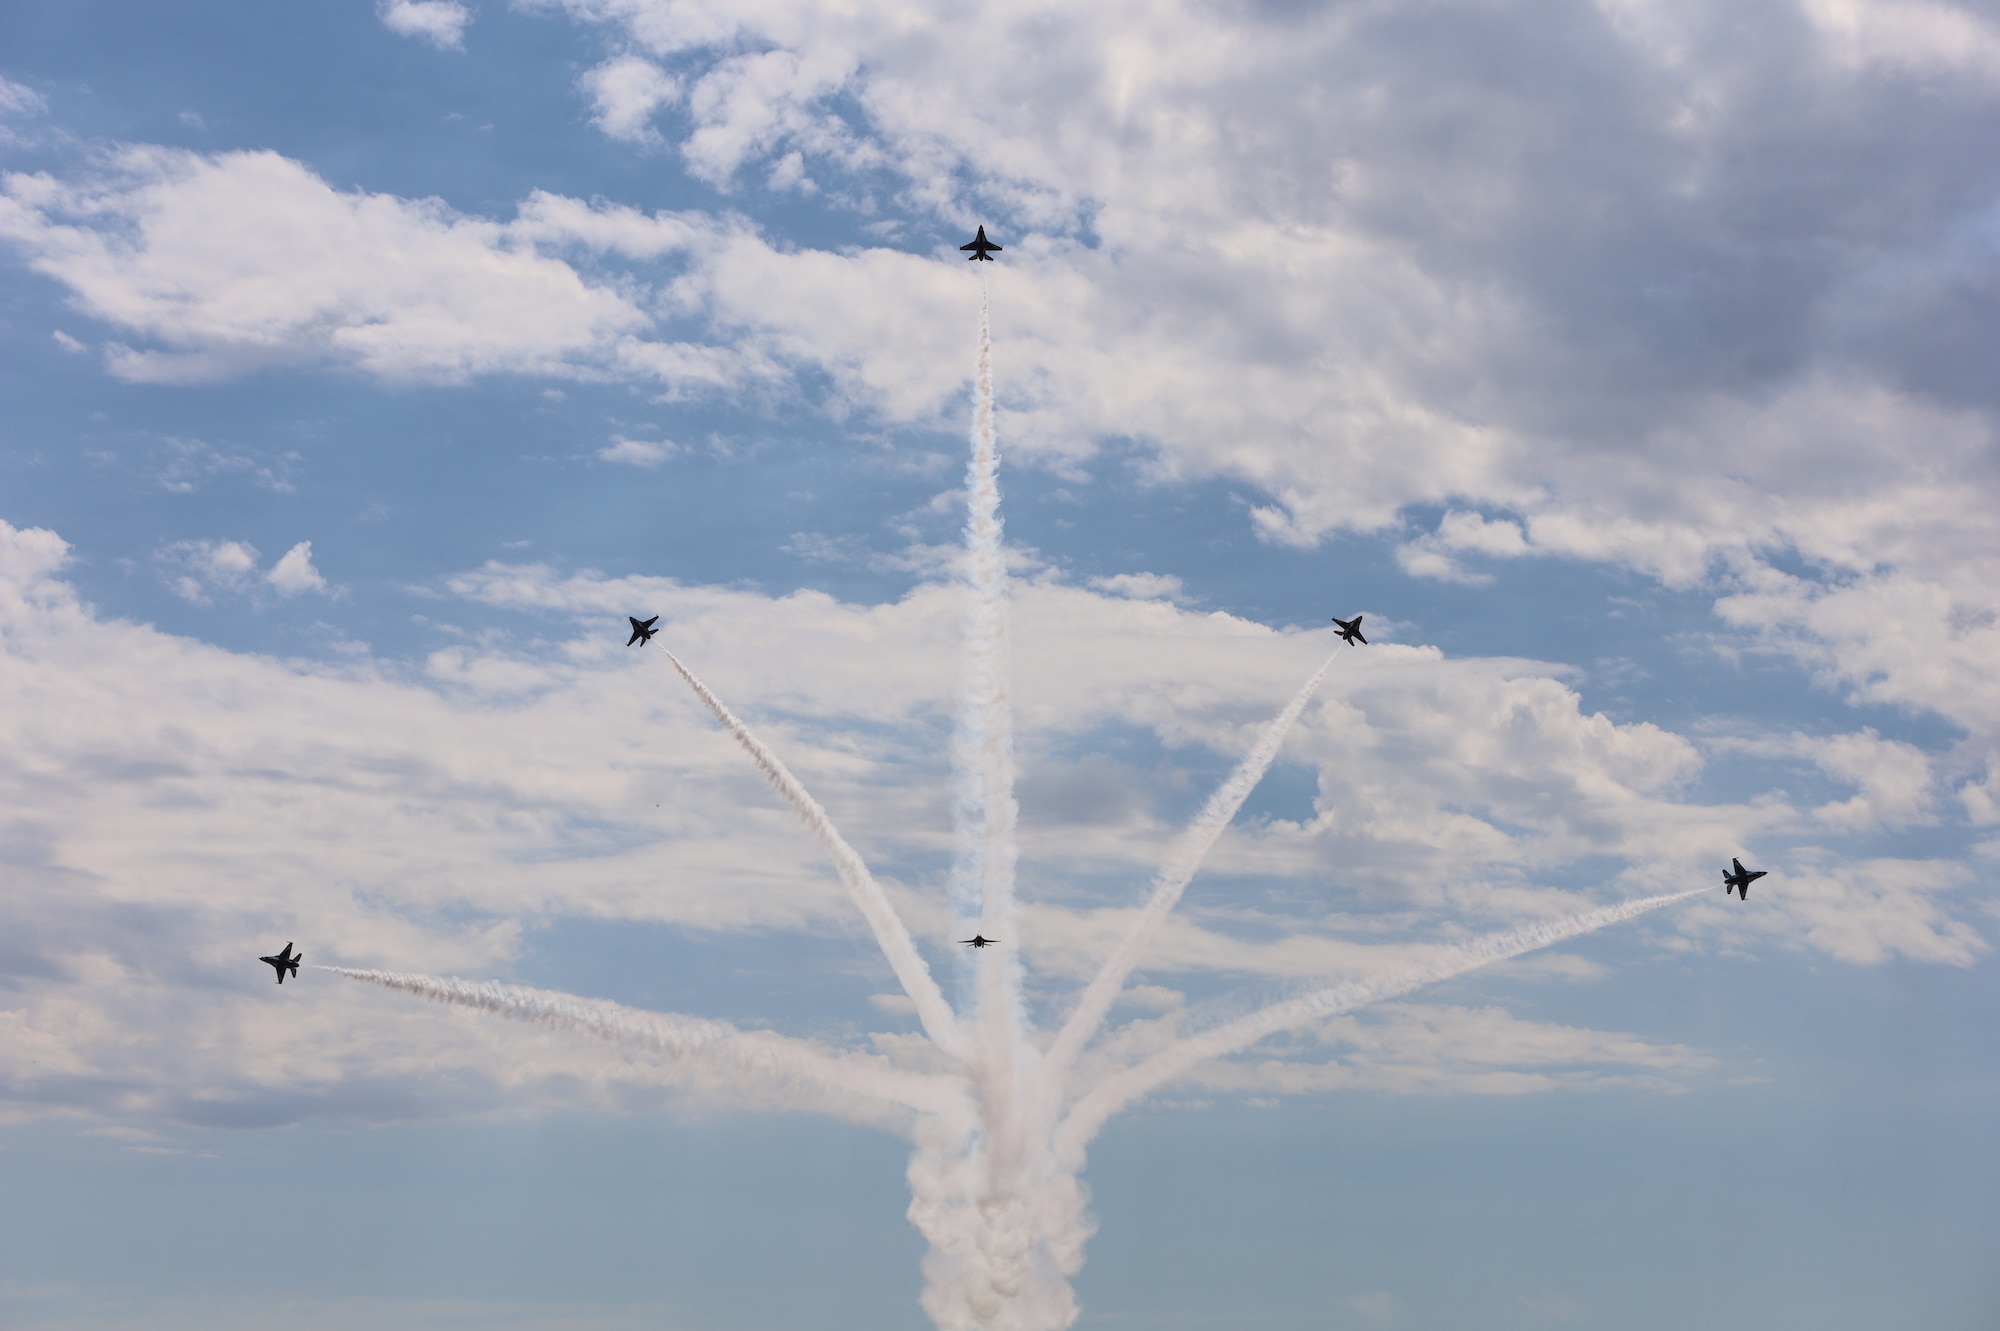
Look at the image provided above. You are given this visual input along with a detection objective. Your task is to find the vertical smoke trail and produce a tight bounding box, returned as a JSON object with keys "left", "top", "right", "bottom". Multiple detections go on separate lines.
{"left": 956, "top": 277, "right": 1038, "bottom": 1319}
{"left": 655, "top": 645, "right": 967, "bottom": 1061}
{"left": 1054, "top": 887, "right": 1707, "bottom": 1157}
{"left": 1036, "top": 647, "right": 1343, "bottom": 1108}
{"left": 959, "top": 288, "right": 1025, "bottom": 1032}
{"left": 317, "top": 966, "right": 962, "bottom": 1121}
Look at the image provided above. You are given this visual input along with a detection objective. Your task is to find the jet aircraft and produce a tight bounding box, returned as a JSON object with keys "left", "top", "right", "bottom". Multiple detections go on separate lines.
{"left": 627, "top": 615, "right": 660, "bottom": 646}
{"left": 259, "top": 942, "right": 301, "bottom": 984}
{"left": 960, "top": 226, "right": 1002, "bottom": 261}
{"left": 960, "top": 934, "right": 1000, "bottom": 948}
{"left": 1722, "top": 858, "right": 1767, "bottom": 899}
{"left": 1331, "top": 614, "right": 1368, "bottom": 645}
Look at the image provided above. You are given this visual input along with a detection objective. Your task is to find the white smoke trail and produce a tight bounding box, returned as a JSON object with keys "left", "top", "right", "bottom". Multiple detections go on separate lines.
{"left": 1037, "top": 647, "right": 1344, "bottom": 1108}
{"left": 1054, "top": 887, "right": 1706, "bottom": 1158}
{"left": 320, "top": 966, "right": 963, "bottom": 1124}
{"left": 955, "top": 284, "right": 1021, "bottom": 978}
{"left": 655, "top": 644, "right": 967, "bottom": 1061}
{"left": 956, "top": 284, "right": 1031, "bottom": 1186}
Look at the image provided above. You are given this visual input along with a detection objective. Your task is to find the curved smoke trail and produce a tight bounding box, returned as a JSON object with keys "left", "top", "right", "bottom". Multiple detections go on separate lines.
{"left": 655, "top": 645, "right": 967, "bottom": 1060}
{"left": 320, "top": 966, "right": 963, "bottom": 1124}
{"left": 1054, "top": 887, "right": 1706, "bottom": 1158}
{"left": 1037, "top": 646, "right": 1344, "bottom": 1111}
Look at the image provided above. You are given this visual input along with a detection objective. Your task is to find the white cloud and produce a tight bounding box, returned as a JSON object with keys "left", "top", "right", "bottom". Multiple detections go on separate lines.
{"left": 0, "top": 149, "right": 711, "bottom": 387}
{"left": 378, "top": 0, "right": 472, "bottom": 50}
{"left": 1088, "top": 572, "right": 1184, "bottom": 602}
{"left": 596, "top": 435, "right": 678, "bottom": 466}
{"left": 1799, "top": 0, "right": 2000, "bottom": 80}
{"left": 582, "top": 54, "right": 680, "bottom": 143}
{"left": 1807, "top": 730, "right": 1937, "bottom": 831}
{"left": 266, "top": 541, "right": 329, "bottom": 596}
{"left": 485, "top": 1, "right": 2000, "bottom": 808}
{"left": 13, "top": 516, "right": 1969, "bottom": 1132}
{"left": 158, "top": 538, "right": 261, "bottom": 603}
{"left": 1435, "top": 511, "right": 1531, "bottom": 559}
{"left": 154, "top": 537, "right": 333, "bottom": 603}
{"left": 51, "top": 329, "right": 85, "bottom": 354}
{"left": 1395, "top": 543, "right": 1491, "bottom": 587}
{"left": 0, "top": 76, "right": 45, "bottom": 117}
{"left": 1761, "top": 856, "right": 1985, "bottom": 966}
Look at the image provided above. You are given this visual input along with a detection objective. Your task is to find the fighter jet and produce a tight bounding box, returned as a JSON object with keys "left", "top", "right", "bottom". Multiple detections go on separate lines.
{"left": 627, "top": 615, "right": 660, "bottom": 646}
{"left": 960, "top": 226, "right": 1002, "bottom": 261}
{"left": 259, "top": 942, "right": 301, "bottom": 984}
{"left": 1331, "top": 614, "right": 1368, "bottom": 645}
{"left": 1722, "top": 858, "right": 1767, "bottom": 900}
{"left": 960, "top": 934, "right": 1000, "bottom": 948}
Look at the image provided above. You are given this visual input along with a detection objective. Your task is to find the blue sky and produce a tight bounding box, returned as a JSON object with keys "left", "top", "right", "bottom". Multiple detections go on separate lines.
{"left": 2, "top": 0, "right": 1998, "bottom": 1327}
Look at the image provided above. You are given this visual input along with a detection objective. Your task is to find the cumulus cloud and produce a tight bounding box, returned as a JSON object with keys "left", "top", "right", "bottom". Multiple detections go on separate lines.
{"left": 378, "top": 0, "right": 472, "bottom": 50}
{"left": 7, "top": 0, "right": 2000, "bottom": 1118}
{"left": 1705, "top": 727, "right": 1941, "bottom": 833}
{"left": 490, "top": 0, "right": 2000, "bottom": 799}
{"left": 266, "top": 541, "right": 329, "bottom": 596}
{"left": 0, "top": 149, "right": 736, "bottom": 388}
{"left": 11, "top": 516, "right": 1967, "bottom": 1130}
{"left": 582, "top": 54, "right": 680, "bottom": 142}
{"left": 155, "top": 537, "right": 333, "bottom": 603}
{"left": 158, "top": 538, "right": 261, "bottom": 603}
{"left": 1396, "top": 513, "right": 1532, "bottom": 586}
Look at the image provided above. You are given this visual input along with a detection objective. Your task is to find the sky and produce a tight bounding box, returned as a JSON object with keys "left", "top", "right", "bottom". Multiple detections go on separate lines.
{"left": 2, "top": 0, "right": 1998, "bottom": 1327}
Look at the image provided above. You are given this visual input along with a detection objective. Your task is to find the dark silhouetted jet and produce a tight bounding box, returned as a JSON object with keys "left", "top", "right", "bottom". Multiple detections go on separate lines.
{"left": 627, "top": 615, "right": 660, "bottom": 646}
{"left": 260, "top": 942, "right": 301, "bottom": 984}
{"left": 960, "top": 934, "right": 1000, "bottom": 948}
{"left": 1722, "top": 858, "right": 1767, "bottom": 899}
{"left": 960, "top": 226, "right": 1002, "bottom": 261}
{"left": 1331, "top": 614, "right": 1367, "bottom": 645}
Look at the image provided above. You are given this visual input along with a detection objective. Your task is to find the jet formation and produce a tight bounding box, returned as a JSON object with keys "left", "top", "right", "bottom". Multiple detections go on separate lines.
{"left": 961, "top": 226, "right": 1002, "bottom": 261}
{"left": 628, "top": 615, "right": 660, "bottom": 646}
{"left": 259, "top": 942, "right": 301, "bottom": 984}
{"left": 1723, "top": 858, "right": 1767, "bottom": 900}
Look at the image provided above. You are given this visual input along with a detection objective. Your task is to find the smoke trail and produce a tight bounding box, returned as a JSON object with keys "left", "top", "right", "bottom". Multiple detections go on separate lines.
{"left": 1055, "top": 887, "right": 1706, "bottom": 1157}
{"left": 954, "top": 284, "right": 1021, "bottom": 977}
{"left": 320, "top": 966, "right": 962, "bottom": 1123}
{"left": 1037, "top": 647, "right": 1343, "bottom": 1104}
{"left": 956, "top": 284, "right": 1031, "bottom": 1180}
{"left": 655, "top": 645, "right": 967, "bottom": 1061}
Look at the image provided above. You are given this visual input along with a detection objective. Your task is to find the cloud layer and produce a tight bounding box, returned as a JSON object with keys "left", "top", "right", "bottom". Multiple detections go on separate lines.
{"left": 2, "top": 518, "right": 1984, "bottom": 1131}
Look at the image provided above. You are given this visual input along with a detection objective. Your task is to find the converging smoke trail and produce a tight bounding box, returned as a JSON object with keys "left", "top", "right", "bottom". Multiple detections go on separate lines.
{"left": 1038, "top": 647, "right": 1344, "bottom": 1103}
{"left": 319, "top": 967, "right": 963, "bottom": 1124}
{"left": 651, "top": 645, "right": 967, "bottom": 1060}
{"left": 930, "top": 279, "right": 1046, "bottom": 1331}
{"left": 1055, "top": 887, "right": 1707, "bottom": 1157}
